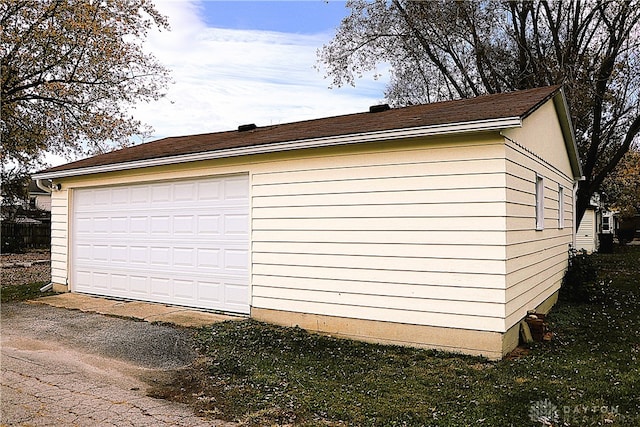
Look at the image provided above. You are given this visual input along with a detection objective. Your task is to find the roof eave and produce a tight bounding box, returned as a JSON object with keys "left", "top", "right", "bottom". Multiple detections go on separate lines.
{"left": 32, "top": 116, "right": 522, "bottom": 180}
{"left": 553, "top": 88, "right": 583, "bottom": 180}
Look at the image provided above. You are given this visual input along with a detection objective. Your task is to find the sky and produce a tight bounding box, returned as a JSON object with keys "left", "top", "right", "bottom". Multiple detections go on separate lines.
{"left": 134, "top": 0, "right": 387, "bottom": 141}
{"left": 45, "top": 0, "right": 388, "bottom": 167}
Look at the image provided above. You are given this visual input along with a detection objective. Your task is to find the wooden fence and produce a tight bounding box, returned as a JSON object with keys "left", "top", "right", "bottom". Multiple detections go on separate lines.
{"left": 1, "top": 221, "right": 51, "bottom": 251}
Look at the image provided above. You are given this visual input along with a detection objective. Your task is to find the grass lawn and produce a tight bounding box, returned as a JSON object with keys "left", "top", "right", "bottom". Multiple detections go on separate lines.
{"left": 150, "top": 245, "right": 640, "bottom": 426}
{"left": 0, "top": 281, "right": 53, "bottom": 303}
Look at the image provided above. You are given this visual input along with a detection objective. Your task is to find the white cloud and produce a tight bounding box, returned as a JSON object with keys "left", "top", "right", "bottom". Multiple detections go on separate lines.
{"left": 135, "top": 0, "right": 388, "bottom": 139}
{"left": 43, "top": 0, "right": 388, "bottom": 167}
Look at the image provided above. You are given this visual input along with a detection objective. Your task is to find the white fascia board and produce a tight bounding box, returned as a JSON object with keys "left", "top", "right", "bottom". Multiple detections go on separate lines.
{"left": 33, "top": 117, "right": 522, "bottom": 179}
{"left": 553, "top": 89, "right": 583, "bottom": 179}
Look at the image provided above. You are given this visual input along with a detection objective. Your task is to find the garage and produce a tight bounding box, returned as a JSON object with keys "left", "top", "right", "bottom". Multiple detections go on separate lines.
{"left": 71, "top": 174, "right": 250, "bottom": 313}
{"left": 36, "top": 86, "right": 583, "bottom": 358}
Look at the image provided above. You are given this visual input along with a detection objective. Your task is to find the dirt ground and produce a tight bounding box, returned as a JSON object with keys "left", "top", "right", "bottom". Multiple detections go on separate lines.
{"left": 1, "top": 249, "right": 51, "bottom": 287}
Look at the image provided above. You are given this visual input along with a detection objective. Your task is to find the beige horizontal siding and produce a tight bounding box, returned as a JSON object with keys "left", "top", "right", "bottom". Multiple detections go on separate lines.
{"left": 252, "top": 241, "right": 505, "bottom": 260}
{"left": 253, "top": 202, "right": 505, "bottom": 219}
{"left": 253, "top": 173, "right": 505, "bottom": 196}
{"left": 253, "top": 287, "right": 504, "bottom": 317}
{"left": 251, "top": 138, "right": 509, "bottom": 332}
{"left": 506, "top": 261, "right": 565, "bottom": 304}
{"left": 253, "top": 187, "right": 507, "bottom": 208}
{"left": 51, "top": 259, "right": 66, "bottom": 272}
{"left": 254, "top": 275, "right": 504, "bottom": 301}
{"left": 50, "top": 190, "right": 68, "bottom": 286}
{"left": 506, "top": 234, "right": 569, "bottom": 259}
{"left": 254, "top": 158, "right": 506, "bottom": 185}
{"left": 253, "top": 264, "right": 503, "bottom": 288}
{"left": 502, "top": 103, "right": 575, "bottom": 330}
{"left": 253, "top": 229, "right": 506, "bottom": 246}
{"left": 254, "top": 217, "right": 507, "bottom": 232}
{"left": 253, "top": 252, "right": 506, "bottom": 275}
{"left": 251, "top": 138, "right": 506, "bottom": 176}
{"left": 505, "top": 271, "right": 563, "bottom": 326}
{"left": 51, "top": 252, "right": 67, "bottom": 263}
{"left": 251, "top": 297, "right": 505, "bottom": 332}
{"left": 506, "top": 243, "right": 567, "bottom": 286}
{"left": 253, "top": 202, "right": 504, "bottom": 219}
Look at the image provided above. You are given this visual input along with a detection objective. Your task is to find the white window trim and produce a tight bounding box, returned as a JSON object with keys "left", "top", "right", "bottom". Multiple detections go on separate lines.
{"left": 536, "top": 174, "right": 544, "bottom": 231}
{"left": 558, "top": 185, "right": 565, "bottom": 229}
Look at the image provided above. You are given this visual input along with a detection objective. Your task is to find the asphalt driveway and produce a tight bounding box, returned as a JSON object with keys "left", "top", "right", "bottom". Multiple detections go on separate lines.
{"left": 1, "top": 302, "right": 236, "bottom": 426}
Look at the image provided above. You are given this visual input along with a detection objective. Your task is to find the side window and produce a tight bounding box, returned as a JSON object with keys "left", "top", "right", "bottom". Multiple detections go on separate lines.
{"left": 536, "top": 174, "right": 544, "bottom": 231}
{"left": 558, "top": 185, "right": 564, "bottom": 229}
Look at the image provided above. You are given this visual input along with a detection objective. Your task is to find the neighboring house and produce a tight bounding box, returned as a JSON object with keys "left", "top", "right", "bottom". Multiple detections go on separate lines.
{"left": 601, "top": 210, "right": 618, "bottom": 235}
{"left": 28, "top": 179, "right": 52, "bottom": 211}
{"left": 575, "top": 193, "right": 620, "bottom": 252}
{"left": 576, "top": 194, "right": 601, "bottom": 253}
{"left": 1, "top": 179, "right": 51, "bottom": 222}
{"left": 33, "top": 86, "right": 582, "bottom": 359}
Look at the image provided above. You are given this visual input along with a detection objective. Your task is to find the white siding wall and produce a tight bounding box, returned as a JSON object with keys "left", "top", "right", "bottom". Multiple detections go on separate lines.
{"left": 35, "top": 194, "right": 51, "bottom": 211}
{"left": 502, "top": 102, "right": 576, "bottom": 330}
{"left": 251, "top": 137, "right": 509, "bottom": 332}
{"left": 576, "top": 209, "right": 597, "bottom": 253}
{"left": 50, "top": 189, "right": 69, "bottom": 286}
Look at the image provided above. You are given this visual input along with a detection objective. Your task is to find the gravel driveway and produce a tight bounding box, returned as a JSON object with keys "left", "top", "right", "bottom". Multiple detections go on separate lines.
{"left": 1, "top": 302, "right": 236, "bottom": 426}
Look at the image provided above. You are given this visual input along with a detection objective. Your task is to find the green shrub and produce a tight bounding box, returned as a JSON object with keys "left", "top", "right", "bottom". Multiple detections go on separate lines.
{"left": 560, "top": 249, "right": 606, "bottom": 303}
{"left": 616, "top": 227, "right": 636, "bottom": 245}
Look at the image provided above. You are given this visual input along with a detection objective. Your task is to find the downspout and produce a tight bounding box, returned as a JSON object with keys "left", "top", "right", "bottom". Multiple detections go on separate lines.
{"left": 35, "top": 179, "right": 53, "bottom": 293}
{"left": 35, "top": 178, "right": 52, "bottom": 194}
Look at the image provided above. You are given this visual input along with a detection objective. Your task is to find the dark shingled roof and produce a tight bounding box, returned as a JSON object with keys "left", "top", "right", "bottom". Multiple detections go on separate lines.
{"left": 40, "top": 85, "right": 562, "bottom": 175}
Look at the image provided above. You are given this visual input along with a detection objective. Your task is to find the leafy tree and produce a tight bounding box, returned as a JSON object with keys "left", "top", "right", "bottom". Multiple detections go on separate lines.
{"left": 601, "top": 147, "right": 640, "bottom": 219}
{"left": 318, "top": 0, "right": 640, "bottom": 225}
{"left": 1, "top": 0, "right": 171, "bottom": 189}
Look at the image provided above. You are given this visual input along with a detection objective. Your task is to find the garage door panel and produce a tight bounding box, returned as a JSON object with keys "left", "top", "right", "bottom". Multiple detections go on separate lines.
{"left": 225, "top": 249, "right": 249, "bottom": 271}
{"left": 174, "top": 215, "right": 196, "bottom": 234}
{"left": 197, "top": 215, "right": 221, "bottom": 234}
{"left": 199, "top": 181, "right": 222, "bottom": 200}
{"left": 76, "top": 244, "right": 92, "bottom": 261}
{"left": 72, "top": 174, "right": 249, "bottom": 313}
{"left": 130, "top": 216, "right": 148, "bottom": 233}
{"left": 111, "top": 274, "right": 128, "bottom": 292}
{"left": 93, "top": 245, "right": 109, "bottom": 261}
{"left": 93, "top": 217, "right": 110, "bottom": 234}
{"left": 151, "top": 184, "right": 172, "bottom": 202}
{"left": 174, "top": 182, "right": 197, "bottom": 201}
{"left": 224, "top": 214, "right": 249, "bottom": 235}
{"left": 174, "top": 279, "right": 195, "bottom": 300}
{"left": 150, "top": 216, "right": 171, "bottom": 234}
{"left": 197, "top": 248, "right": 221, "bottom": 268}
{"left": 75, "top": 271, "right": 92, "bottom": 290}
{"left": 110, "top": 217, "right": 128, "bottom": 233}
{"left": 225, "top": 282, "right": 251, "bottom": 306}
{"left": 150, "top": 277, "right": 171, "bottom": 297}
{"left": 199, "top": 281, "right": 223, "bottom": 303}
{"left": 93, "top": 272, "right": 109, "bottom": 290}
{"left": 225, "top": 177, "right": 250, "bottom": 199}
{"left": 111, "top": 246, "right": 128, "bottom": 262}
{"left": 111, "top": 187, "right": 129, "bottom": 204}
{"left": 173, "top": 247, "right": 196, "bottom": 267}
{"left": 129, "top": 276, "right": 148, "bottom": 294}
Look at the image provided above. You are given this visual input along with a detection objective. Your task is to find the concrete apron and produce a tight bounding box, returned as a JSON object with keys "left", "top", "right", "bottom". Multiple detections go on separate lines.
{"left": 30, "top": 293, "right": 244, "bottom": 328}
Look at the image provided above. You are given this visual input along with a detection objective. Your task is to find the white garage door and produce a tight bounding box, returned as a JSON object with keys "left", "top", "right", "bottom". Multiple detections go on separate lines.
{"left": 72, "top": 174, "right": 250, "bottom": 314}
